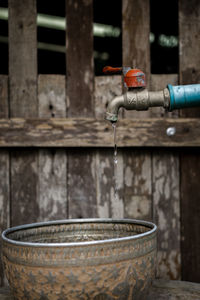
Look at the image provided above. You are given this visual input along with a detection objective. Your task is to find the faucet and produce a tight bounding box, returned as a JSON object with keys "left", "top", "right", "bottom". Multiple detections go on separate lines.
{"left": 103, "top": 66, "right": 200, "bottom": 122}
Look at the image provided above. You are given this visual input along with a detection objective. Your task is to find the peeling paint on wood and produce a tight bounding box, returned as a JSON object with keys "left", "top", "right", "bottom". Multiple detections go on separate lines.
{"left": 1, "top": 117, "right": 200, "bottom": 147}
{"left": 66, "top": 0, "right": 97, "bottom": 218}
{"left": 38, "top": 75, "right": 67, "bottom": 221}
{"left": 10, "top": 149, "right": 39, "bottom": 225}
{"left": 151, "top": 75, "right": 181, "bottom": 280}
{"left": 94, "top": 76, "right": 122, "bottom": 120}
{"left": 9, "top": 0, "right": 37, "bottom": 118}
{"left": 95, "top": 151, "right": 111, "bottom": 218}
{"left": 124, "top": 150, "right": 152, "bottom": 221}
{"left": 94, "top": 75, "right": 124, "bottom": 218}
{"left": 68, "top": 149, "right": 97, "bottom": 218}
{"left": 152, "top": 151, "right": 180, "bottom": 280}
{"left": 66, "top": 0, "right": 94, "bottom": 117}
{"left": 123, "top": 0, "right": 150, "bottom": 119}
{"left": 38, "top": 150, "right": 67, "bottom": 221}
{"left": 110, "top": 150, "right": 124, "bottom": 218}
{"left": 122, "top": 0, "right": 181, "bottom": 281}
{"left": 9, "top": 0, "right": 38, "bottom": 226}
{"left": 122, "top": 0, "right": 152, "bottom": 226}
{"left": 38, "top": 75, "right": 66, "bottom": 118}
{"left": 122, "top": 0, "right": 150, "bottom": 80}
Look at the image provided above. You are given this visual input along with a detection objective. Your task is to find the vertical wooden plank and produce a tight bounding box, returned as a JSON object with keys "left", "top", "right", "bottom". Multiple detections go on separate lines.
{"left": 66, "top": 0, "right": 94, "bottom": 117}
{"left": 0, "top": 76, "right": 9, "bottom": 286}
{"left": 179, "top": 0, "right": 200, "bottom": 107}
{"left": 124, "top": 150, "right": 152, "bottom": 221}
{"left": 0, "top": 76, "right": 8, "bottom": 119}
{"left": 122, "top": 0, "right": 181, "bottom": 280}
{"left": 9, "top": 0, "right": 38, "bottom": 226}
{"left": 180, "top": 150, "right": 200, "bottom": 282}
{"left": 9, "top": 0, "right": 37, "bottom": 117}
{"left": 122, "top": 0, "right": 150, "bottom": 78}
{"left": 94, "top": 76, "right": 124, "bottom": 218}
{"left": 151, "top": 75, "right": 181, "bottom": 280}
{"left": 38, "top": 75, "right": 67, "bottom": 221}
{"left": 152, "top": 151, "right": 180, "bottom": 279}
{"left": 66, "top": 0, "right": 96, "bottom": 218}
{"left": 122, "top": 0, "right": 152, "bottom": 221}
{"left": 122, "top": 0, "right": 150, "bottom": 120}
{"left": 179, "top": 0, "right": 200, "bottom": 282}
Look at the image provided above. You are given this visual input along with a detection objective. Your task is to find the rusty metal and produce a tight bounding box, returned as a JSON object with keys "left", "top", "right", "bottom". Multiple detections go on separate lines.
{"left": 103, "top": 66, "right": 146, "bottom": 88}
{"left": 2, "top": 219, "right": 157, "bottom": 300}
{"left": 123, "top": 68, "right": 146, "bottom": 88}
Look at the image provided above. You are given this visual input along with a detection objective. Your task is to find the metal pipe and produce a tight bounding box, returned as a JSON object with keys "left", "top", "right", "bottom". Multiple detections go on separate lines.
{"left": 105, "top": 88, "right": 170, "bottom": 122}
{"left": 105, "top": 84, "right": 200, "bottom": 122}
{"left": 168, "top": 84, "right": 200, "bottom": 111}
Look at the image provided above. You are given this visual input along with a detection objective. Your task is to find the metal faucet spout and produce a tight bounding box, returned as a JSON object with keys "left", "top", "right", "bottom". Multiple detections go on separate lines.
{"left": 105, "top": 95, "right": 124, "bottom": 122}
{"left": 105, "top": 88, "right": 170, "bottom": 122}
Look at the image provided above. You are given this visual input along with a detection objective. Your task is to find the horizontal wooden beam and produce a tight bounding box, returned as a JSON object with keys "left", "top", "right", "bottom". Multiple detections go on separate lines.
{"left": 0, "top": 118, "right": 199, "bottom": 147}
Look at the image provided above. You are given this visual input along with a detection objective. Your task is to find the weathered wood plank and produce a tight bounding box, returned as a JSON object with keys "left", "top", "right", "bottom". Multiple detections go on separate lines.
{"left": 0, "top": 76, "right": 8, "bottom": 119}
{"left": 124, "top": 149, "right": 152, "bottom": 221}
{"left": 180, "top": 150, "right": 200, "bottom": 282}
{"left": 151, "top": 75, "right": 181, "bottom": 280}
{"left": 65, "top": 0, "right": 94, "bottom": 118}
{"left": 94, "top": 76, "right": 124, "bottom": 218}
{"left": 8, "top": 0, "right": 38, "bottom": 226}
{"left": 38, "top": 75, "right": 67, "bottom": 221}
{"left": 66, "top": 0, "right": 97, "bottom": 218}
{"left": 122, "top": 0, "right": 152, "bottom": 225}
{"left": 179, "top": 0, "right": 200, "bottom": 282}
{"left": 0, "top": 118, "right": 200, "bottom": 147}
{"left": 0, "top": 76, "right": 9, "bottom": 287}
{"left": 152, "top": 151, "right": 180, "bottom": 280}
{"left": 9, "top": 0, "right": 37, "bottom": 117}
{"left": 123, "top": 0, "right": 150, "bottom": 118}
{"left": 179, "top": 0, "right": 200, "bottom": 118}
{"left": 122, "top": 0, "right": 150, "bottom": 80}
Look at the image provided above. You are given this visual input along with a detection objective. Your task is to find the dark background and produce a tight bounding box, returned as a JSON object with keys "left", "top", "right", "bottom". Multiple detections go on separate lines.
{"left": 0, "top": 0, "right": 178, "bottom": 75}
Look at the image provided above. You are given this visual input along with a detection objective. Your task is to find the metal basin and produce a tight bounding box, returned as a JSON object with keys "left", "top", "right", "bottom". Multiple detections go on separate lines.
{"left": 2, "top": 219, "right": 157, "bottom": 300}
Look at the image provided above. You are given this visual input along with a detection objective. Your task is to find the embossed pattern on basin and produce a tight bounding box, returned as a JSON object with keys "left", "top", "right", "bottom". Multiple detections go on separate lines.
{"left": 2, "top": 219, "right": 157, "bottom": 300}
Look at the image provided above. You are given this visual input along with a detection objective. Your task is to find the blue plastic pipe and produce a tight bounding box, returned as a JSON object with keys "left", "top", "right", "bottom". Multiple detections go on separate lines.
{"left": 168, "top": 84, "right": 200, "bottom": 111}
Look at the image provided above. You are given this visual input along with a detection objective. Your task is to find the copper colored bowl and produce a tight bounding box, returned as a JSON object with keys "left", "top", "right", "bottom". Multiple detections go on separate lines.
{"left": 2, "top": 219, "right": 157, "bottom": 299}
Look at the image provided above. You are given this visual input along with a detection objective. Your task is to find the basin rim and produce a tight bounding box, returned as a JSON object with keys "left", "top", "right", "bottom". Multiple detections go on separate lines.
{"left": 2, "top": 218, "right": 157, "bottom": 248}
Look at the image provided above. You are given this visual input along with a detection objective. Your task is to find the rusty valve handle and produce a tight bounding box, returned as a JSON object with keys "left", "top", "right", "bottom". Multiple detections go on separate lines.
{"left": 103, "top": 66, "right": 146, "bottom": 89}
{"left": 102, "top": 66, "right": 122, "bottom": 74}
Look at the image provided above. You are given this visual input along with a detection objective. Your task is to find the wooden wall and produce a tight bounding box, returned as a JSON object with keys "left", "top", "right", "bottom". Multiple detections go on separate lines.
{"left": 0, "top": 0, "right": 200, "bottom": 286}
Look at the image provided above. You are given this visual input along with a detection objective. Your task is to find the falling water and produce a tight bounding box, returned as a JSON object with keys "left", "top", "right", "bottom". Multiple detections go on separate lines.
{"left": 112, "top": 122, "right": 118, "bottom": 202}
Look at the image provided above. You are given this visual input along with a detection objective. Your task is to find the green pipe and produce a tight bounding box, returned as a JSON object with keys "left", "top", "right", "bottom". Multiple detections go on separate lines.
{"left": 0, "top": 7, "right": 121, "bottom": 38}
{"left": 168, "top": 84, "right": 200, "bottom": 111}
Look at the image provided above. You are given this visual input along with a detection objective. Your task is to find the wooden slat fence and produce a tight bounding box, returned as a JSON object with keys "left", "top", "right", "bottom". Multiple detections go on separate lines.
{"left": 0, "top": 0, "right": 200, "bottom": 286}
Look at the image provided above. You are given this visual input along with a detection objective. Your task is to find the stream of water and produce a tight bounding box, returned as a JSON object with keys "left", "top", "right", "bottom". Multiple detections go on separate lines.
{"left": 112, "top": 122, "right": 118, "bottom": 202}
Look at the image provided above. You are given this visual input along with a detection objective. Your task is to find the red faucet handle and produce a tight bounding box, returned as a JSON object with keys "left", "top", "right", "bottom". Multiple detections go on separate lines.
{"left": 124, "top": 69, "right": 146, "bottom": 88}
{"left": 102, "top": 66, "right": 122, "bottom": 74}
{"left": 103, "top": 66, "right": 146, "bottom": 88}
